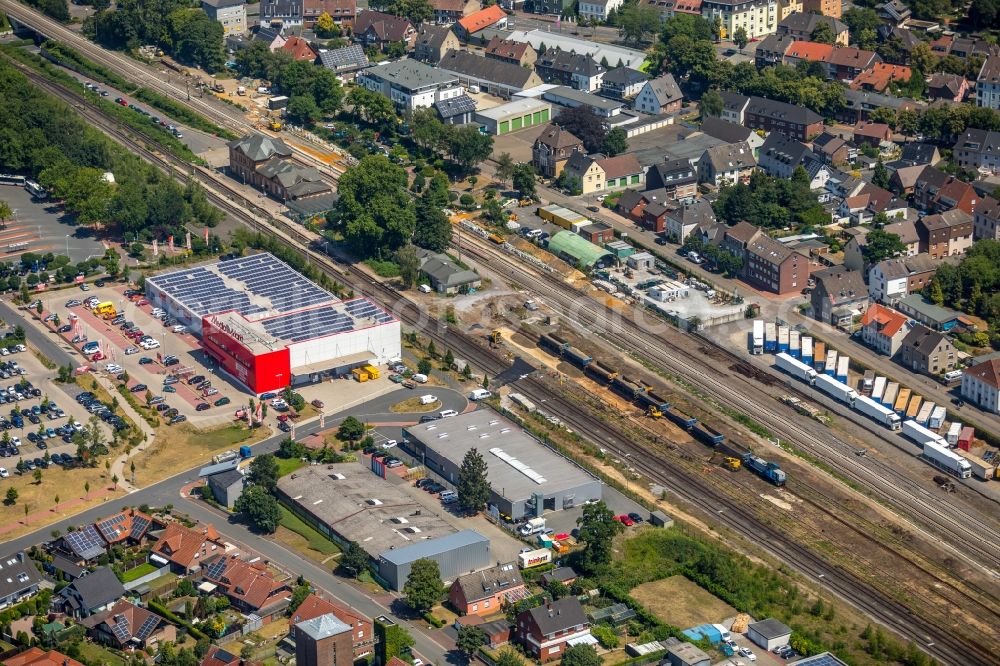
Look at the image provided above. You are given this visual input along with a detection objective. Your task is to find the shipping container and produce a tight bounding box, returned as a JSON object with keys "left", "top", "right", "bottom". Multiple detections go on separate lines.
{"left": 929, "top": 405, "right": 947, "bottom": 430}
{"left": 881, "top": 382, "right": 899, "bottom": 408}
{"left": 814, "top": 374, "right": 858, "bottom": 404}
{"left": 854, "top": 395, "right": 902, "bottom": 430}
{"left": 801, "top": 336, "right": 813, "bottom": 366}
{"left": 902, "top": 419, "right": 947, "bottom": 447}
{"left": 665, "top": 407, "right": 697, "bottom": 429}
{"left": 871, "top": 376, "right": 886, "bottom": 402}
{"left": 905, "top": 394, "right": 922, "bottom": 420}
{"left": 813, "top": 341, "right": 826, "bottom": 371}
{"left": 957, "top": 426, "right": 975, "bottom": 451}
{"left": 789, "top": 330, "right": 801, "bottom": 358}
{"left": 778, "top": 325, "right": 790, "bottom": 353}
{"left": 563, "top": 345, "right": 593, "bottom": 368}
{"left": 764, "top": 322, "right": 777, "bottom": 352}
{"left": 923, "top": 441, "right": 972, "bottom": 479}
{"left": 894, "top": 387, "right": 911, "bottom": 415}
{"left": 585, "top": 361, "right": 618, "bottom": 384}
{"left": 946, "top": 421, "right": 962, "bottom": 446}
{"left": 836, "top": 356, "right": 849, "bottom": 383}
{"left": 538, "top": 204, "right": 588, "bottom": 229}
{"left": 775, "top": 352, "right": 817, "bottom": 383}
{"left": 751, "top": 320, "right": 764, "bottom": 355}
{"left": 692, "top": 422, "right": 724, "bottom": 446}
{"left": 916, "top": 401, "right": 934, "bottom": 426}
{"left": 518, "top": 548, "right": 553, "bottom": 568}
{"left": 825, "top": 349, "right": 838, "bottom": 376}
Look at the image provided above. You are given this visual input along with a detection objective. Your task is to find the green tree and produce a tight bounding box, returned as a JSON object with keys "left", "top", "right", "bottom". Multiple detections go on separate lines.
{"left": 457, "top": 447, "right": 490, "bottom": 514}
{"left": 289, "top": 582, "right": 312, "bottom": 612}
{"left": 340, "top": 541, "right": 369, "bottom": 577}
{"left": 337, "top": 416, "right": 366, "bottom": 442}
{"left": 733, "top": 27, "right": 748, "bottom": 50}
{"left": 456, "top": 625, "right": 487, "bottom": 659}
{"left": 278, "top": 437, "right": 306, "bottom": 459}
{"left": 5, "top": 487, "right": 17, "bottom": 505}
{"left": 616, "top": 3, "right": 661, "bottom": 44}
{"left": 447, "top": 125, "right": 493, "bottom": 174}
{"left": 512, "top": 164, "right": 537, "bottom": 199}
{"left": 414, "top": 184, "right": 453, "bottom": 252}
{"left": 233, "top": 485, "right": 282, "bottom": 533}
{"left": 810, "top": 21, "right": 835, "bottom": 45}
{"left": 862, "top": 229, "right": 905, "bottom": 265}
{"left": 556, "top": 105, "right": 606, "bottom": 153}
{"left": 700, "top": 89, "right": 724, "bottom": 118}
{"left": 872, "top": 160, "right": 890, "bottom": 189}
{"left": 494, "top": 152, "right": 516, "bottom": 186}
{"left": 601, "top": 127, "right": 628, "bottom": 157}
{"left": 246, "top": 453, "right": 280, "bottom": 493}
{"left": 418, "top": 358, "right": 432, "bottom": 375}
{"left": 330, "top": 155, "right": 415, "bottom": 258}
{"left": 495, "top": 649, "right": 526, "bottom": 666}
{"left": 561, "top": 644, "right": 601, "bottom": 666}
{"left": 396, "top": 244, "right": 421, "bottom": 288}
{"left": 286, "top": 95, "right": 321, "bottom": 125}
{"left": 315, "top": 11, "right": 337, "bottom": 37}
{"left": 403, "top": 558, "right": 443, "bottom": 612}
{"left": 33, "top": 468, "right": 42, "bottom": 484}
{"left": 0, "top": 201, "right": 11, "bottom": 228}
{"left": 576, "top": 500, "right": 624, "bottom": 573}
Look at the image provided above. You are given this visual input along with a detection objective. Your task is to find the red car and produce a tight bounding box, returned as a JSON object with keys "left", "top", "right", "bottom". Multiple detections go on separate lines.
{"left": 91, "top": 351, "right": 106, "bottom": 361}
{"left": 614, "top": 514, "right": 635, "bottom": 527}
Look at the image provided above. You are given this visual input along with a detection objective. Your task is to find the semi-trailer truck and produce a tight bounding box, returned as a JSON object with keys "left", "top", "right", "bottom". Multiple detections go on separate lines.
{"left": 854, "top": 395, "right": 902, "bottom": 430}
{"left": 923, "top": 441, "right": 972, "bottom": 479}
{"left": 814, "top": 374, "right": 857, "bottom": 405}
{"left": 774, "top": 352, "right": 817, "bottom": 383}
{"left": 902, "top": 419, "right": 947, "bottom": 448}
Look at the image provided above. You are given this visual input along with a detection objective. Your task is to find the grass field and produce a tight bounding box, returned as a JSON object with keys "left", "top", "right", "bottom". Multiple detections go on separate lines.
{"left": 276, "top": 457, "right": 307, "bottom": 478}
{"left": 133, "top": 423, "right": 265, "bottom": 484}
{"left": 74, "top": 639, "right": 126, "bottom": 666}
{"left": 277, "top": 504, "right": 341, "bottom": 561}
{"left": 120, "top": 562, "right": 157, "bottom": 582}
{"left": 630, "top": 576, "right": 736, "bottom": 628}
{"left": 390, "top": 397, "right": 440, "bottom": 413}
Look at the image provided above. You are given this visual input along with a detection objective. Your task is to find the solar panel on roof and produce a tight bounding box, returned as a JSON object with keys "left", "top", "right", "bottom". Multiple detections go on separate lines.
{"left": 130, "top": 516, "right": 151, "bottom": 540}
{"left": 205, "top": 558, "right": 227, "bottom": 580}
{"left": 110, "top": 615, "right": 130, "bottom": 641}
{"left": 66, "top": 525, "right": 106, "bottom": 559}
{"left": 135, "top": 614, "right": 159, "bottom": 640}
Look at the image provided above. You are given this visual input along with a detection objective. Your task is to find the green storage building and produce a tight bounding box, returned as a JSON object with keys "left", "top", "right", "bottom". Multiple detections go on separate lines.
{"left": 475, "top": 98, "right": 552, "bottom": 135}
{"left": 548, "top": 231, "right": 613, "bottom": 269}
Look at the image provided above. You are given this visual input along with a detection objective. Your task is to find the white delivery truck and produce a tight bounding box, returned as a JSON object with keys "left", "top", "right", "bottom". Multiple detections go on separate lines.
{"left": 518, "top": 517, "right": 547, "bottom": 536}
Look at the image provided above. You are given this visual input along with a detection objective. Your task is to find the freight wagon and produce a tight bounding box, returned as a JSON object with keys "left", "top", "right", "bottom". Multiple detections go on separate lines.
{"left": 637, "top": 390, "right": 670, "bottom": 417}
{"left": 540, "top": 333, "right": 569, "bottom": 353}
{"left": 881, "top": 382, "right": 899, "bottom": 409}
{"left": 853, "top": 395, "right": 902, "bottom": 430}
{"left": 563, "top": 345, "right": 593, "bottom": 368}
{"left": 611, "top": 376, "right": 645, "bottom": 400}
{"left": 751, "top": 320, "right": 764, "bottom": 355}
{"left": 665, "top": 407, "right": 697, "bottom": 429}
{"left": 814, "top": 374, "right": 858, "bottom": 405}
{"left": 692, "top": 422, "right": 725, "bottom": 446}
{"left": 585, "top": 361, "right": 618, "bottom": 384}
{"left": 923, "top": 441, "right": 972, "bottom": 479}
{"left": 801, "top": 336, "right": 813, "bottom": 366}
{"left": 774, "top": 352, "right": 817, "bottom": 383}
{"left": 742, "top": 453, "right": 786, "bottom": 486}
{"left": 902, "top": 419, "right": 946, "bottom": 448}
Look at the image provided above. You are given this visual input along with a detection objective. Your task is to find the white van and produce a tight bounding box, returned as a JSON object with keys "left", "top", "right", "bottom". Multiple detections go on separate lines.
{"left": 469, "top": 389, "right": 492, "bottom": 401}
{"left": 419, "top": 394, "right": 437, "bottom": 405}
{"left": 411, "top": 373, "right": 428, "bottom": 383}
{"left": 439, "top": 409, "right": 458, "bottom": 418}
{"left": 417, "top": 284, "right": 432, "bottom": 293}
{"left": 943, "top": 369, "right": 963, "bottom": 383}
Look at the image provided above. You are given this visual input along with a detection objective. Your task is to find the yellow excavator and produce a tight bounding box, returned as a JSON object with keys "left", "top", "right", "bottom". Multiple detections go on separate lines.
{"left": 646, "top": 406, "right": 663, "bottom": 419}
{"left": 489, "top": 329, "right": 502, "bottom": 347}
{"left": 723, "top": 457, "right": 742, "bottom": 471}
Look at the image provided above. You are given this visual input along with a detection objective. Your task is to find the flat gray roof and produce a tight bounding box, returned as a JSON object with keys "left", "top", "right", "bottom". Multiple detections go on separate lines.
{"left": 544, "top": 86, "right": 622, "bottom": 112}
{"left": 406, "top": 410, "right": 597, "bottom": 503}
{"left": 378, "top": 529, "right": 489, "bottom": 566}
{"left": 277, "top": 463, "right": 456, "bottom": 557}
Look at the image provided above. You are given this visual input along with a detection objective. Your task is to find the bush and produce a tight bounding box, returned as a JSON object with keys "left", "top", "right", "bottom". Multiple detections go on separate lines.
{"left": 591, "top": 624, "right": 620, "bottom": 649}
{"left": 459, "top": 193, "right": 475, "bottom": 208}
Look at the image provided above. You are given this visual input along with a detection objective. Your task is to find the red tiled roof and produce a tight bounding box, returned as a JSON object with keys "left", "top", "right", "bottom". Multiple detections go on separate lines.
{"left": 201, "top": 645, "right": 240, "bottom": 666}
{"left": 861, "top": 303, "right": 908, "bottom": 338}
{"left": 965, "top": 358, "right": 1000, "bottom": 389}
{"left": 824, "top": 46, "right": 877, "bottom": 67}
{"left": 203, "top": 555, "right": 290, "bottom": 612}
{"left": 95, "top": 508, "right": 155, "bottom": 545}
{"left": 853, "top": 122, "right": 892, "bottom": 140}
{"left": 458, "top": 5, "right": 506, "bottom": 34}
{"left": 282, "top": 37, "right": 317, "bottom": 62}
{"left": 485, "top": 37, "right": 529, "bottom": 61}
{"left": 597, "top": 153, "right": 642, "bottom": 180}
{"left": 4, "top": 649, "right": 85, "bottom": 666}
{"left": 291, "top": 593, "right": 373, "bottom": 653}
{"left": 785, "top": 41, "right": 834, "bottom": 61}
{"left": 850, "top": 63, "right": 912, "bottom": 92}
{"left": 151, "top": 522, "right": 224, "bottom": 571}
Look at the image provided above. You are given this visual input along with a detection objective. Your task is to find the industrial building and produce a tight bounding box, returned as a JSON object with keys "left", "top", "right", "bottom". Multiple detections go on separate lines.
{"left": 402, "top": 410, "right": 602, "bottom": 520}
{"left": 377, "top": 530, "right": 491, "bottom": 591}
{"left": 146, "top": 253, "right": 400, "bottom": 394}
{"left": 547, "top": 231, "right": 614, "bottom": 269}
{"left": 474, "top": 98, "right": 552, "bottom": 135}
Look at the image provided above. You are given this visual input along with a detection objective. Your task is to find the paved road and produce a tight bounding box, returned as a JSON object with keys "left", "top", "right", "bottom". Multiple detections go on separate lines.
{"left": 0, "top": 298, "right": 79, "bottom": 369}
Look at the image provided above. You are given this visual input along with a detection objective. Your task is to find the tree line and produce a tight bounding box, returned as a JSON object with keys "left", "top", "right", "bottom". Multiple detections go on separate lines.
{"left": 924, "top": 240, "right": 1000, "bottom": 349}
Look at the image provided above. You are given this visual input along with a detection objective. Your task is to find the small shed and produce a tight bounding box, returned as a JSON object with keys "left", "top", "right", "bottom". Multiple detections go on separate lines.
{"left": 626, "top": 251, "right": 655, "bottom": 270}
{"left": 649, "top": 510, "right": 674, "bottom": 527}
{"left": 747, "top": 618, "right": 792, "bottom": 651}
{"left": 540, "top": 566, "right": 578, "bottom": 587}
{"left": 666, "top": 642, "right": 710, "bottom": 666}
{"left": 604, "top": 239, "right": 635, "bottom": 259}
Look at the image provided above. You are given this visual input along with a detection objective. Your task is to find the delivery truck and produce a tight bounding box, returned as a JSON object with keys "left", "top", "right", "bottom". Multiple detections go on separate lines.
{"left": 923, "top": 441, "right": 972, "bottom": 479}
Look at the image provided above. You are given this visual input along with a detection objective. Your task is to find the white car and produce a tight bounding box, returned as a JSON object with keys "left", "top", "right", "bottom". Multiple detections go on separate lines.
{"left": 141, "top": 340, "right": 160, "bottom": 349}
{"left": 0, "top": 467, "right": 8, "bottom": 478}
{"left": 124, "top": 347, "right": 139, "bottom": 355}
{"left": 439, "top": 409, "right": 458, "bottom": 418}
{"left": 105, "top": 364, "right": 123, "bottom": 374}
{"left": 738, "top": 648, "right": 756, "bottom": 662}
{"left": 419, "top": 394, "right": 437, "bottom": 405}
{"left": 10, "top": 437, "right": 20, "bottom": 447}
{"left": 381, "top": 439, "right": 398, "bottom": 449}
{"left": 172, "top": 325, "right": 187, "bottom": 333}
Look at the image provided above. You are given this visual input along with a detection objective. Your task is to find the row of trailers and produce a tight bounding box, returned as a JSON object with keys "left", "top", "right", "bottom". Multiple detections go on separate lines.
{"left": 538, "top": 332, "right": 787, "bottom": 486}
{"left": 773, "top": 352, "right": 972, "bottom": 479}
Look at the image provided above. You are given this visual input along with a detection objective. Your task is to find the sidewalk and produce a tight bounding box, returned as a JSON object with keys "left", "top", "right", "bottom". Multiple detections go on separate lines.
{"left": 0, "top": 484, "right": 121, "bottom": 536}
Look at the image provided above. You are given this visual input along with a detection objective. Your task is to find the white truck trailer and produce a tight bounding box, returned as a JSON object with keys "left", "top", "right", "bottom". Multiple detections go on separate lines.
{"left": 902, "top": 419, "right": 947, "bottom": 448}
{"left": 854, "top": 395, "right": 902, "bottom": 430}
{"left": 825, "top": 350, "right": 838, "bottom": 376}
{"left": 923, "top": 441, "right": 972, "bottom": 479}
{"left": 881, "top": 382, "right": 899, "bottom": 408}
{"left": 814, "top": 374, "right": 857, "bottom": 405}
{"left": 871, "top": 376, "right": 886, "bottom": 402}
{"left": 946, "top": 421, "right": 962, "bottom": 446}
{"left": 916, "top": 401, "right": 934, "bottom": 426}
{"left": 775, "top": 352, "right": 817, "bottom": 383}
{"left": 929, "top": 405, "right": 947, "bottom": 430}
{"left": 751, "top": 320, "right": 764, "bottom": 355}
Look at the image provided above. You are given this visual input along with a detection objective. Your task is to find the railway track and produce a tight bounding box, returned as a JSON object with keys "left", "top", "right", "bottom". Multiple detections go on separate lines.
{"left": 11, "top": 53, "right": 996, "bottom": 666}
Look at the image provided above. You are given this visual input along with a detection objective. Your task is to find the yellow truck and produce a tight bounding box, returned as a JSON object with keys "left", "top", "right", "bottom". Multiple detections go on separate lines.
{"left": 94, "top": 301, "right": 116, "bottom": 318}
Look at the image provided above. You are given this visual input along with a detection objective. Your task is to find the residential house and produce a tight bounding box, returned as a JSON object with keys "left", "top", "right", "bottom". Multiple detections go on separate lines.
{"left": 744, "top": 233, "right": 809, "bottom": 294}
{"left": 0, "top": 551, "right": 42, "bottom": 609}
{"left": 352, "top": 10, "right": 415, "bottom": 50}
{"left": 777, "top": 0, "right": 800, "bottom": 19}
{"left": 429, "top": 0, "right": 479, "bottom": 24}
{"left": 579, "top": 0, "right": 625, "bottom": 20}
{"left": 449, "top": 562, "right": 527, "bottom": 616}
{"left": 439, "top": 50, "right": 542, "bottom": 97}
{"left": 417, "top": 250, "right": 481, "bottom": 294}
{"left": 895, "top": 142, "right": 940, "bottom": 168}
{"left": 95, "top": 508, "right": 156, "bottom": 547}
{"left": 455, "top": 5, "right": 507, "bottom": 39}
{"left": 532, "top": 124, "right": 583, "bottom": 178}
{"left": 663, "top": 199, "right": 716, "bottom": 243}
{"left": 261, "top": 0, "right": 302, "bottom": 27}
{"left": 530, "top": 0, "right": 574, "bottom": 13}
{"left": 840, "top": 88, "right": 925, "bottom": 123}
{"left": 202, "top": 0, "right": 247, "bottom": 37}
{"left": 952, "top": 127, "right": 1000, "bottom": 172}
{"left": 927, "top": 73, "right": 968, "bottom": 102}
{"left": 898, "top": 325, "right": 956, "bottom": 376}
{"left": 55, "top": 524, "right": 107, "bottom": 563}
{"left": 295, "top": 614, "right": 355, "bottom": 666}
{"left": 977, "top": 55, "right": 1000, "bottom": 110}
{"left": 811, "top": 132, "right": 856, "bottom": 166}
{"left": 644, "top": 158, "right": 698, "bottom": 200}
{"left": 918, "top": 209, "right": 974, "bottom": 259}
{"left": 150, "top": 522, "right": 228, "bottom": 574}
{"left": 600, "top": 67, "right": 649, "bottom": 101}
{"left": 961, "top": 359, "right": 1000, "bottom": 413}
{"left": 516, "top": 597, "right": 592, "bottom": 662}
{"left": 540, "top": 567, "right": 579, "bottom": 587}
{"left": 701, "top": 116, "right": 764, "bottom": 154}
{"left": 291, "top": 594, "right": 374, "bottom": 657}
{"left": 912, "top": 166, "right": 978, "bottom": 214}
{"left": 889, "top": 164, "right": 926, "bottom": 196}
{"left": 877, "top": 0, "right": 910, "bottom": 25}
{"left": 698, "top": 141, "right": 756, "bottom": 187}
{"left": 358, "top": 60, "right": 463, "bottom": 110}
{"left": 700, "top": 0, "right": 778, "bottom": 40}
{"left": 719, "top": 91, "right": 749, "bottom": 124}
{"left": 803, "top": 0, "right": 840, "bottom": 16}
{"left": 859, "top": 303, "right": 910, "bottom": 356}
{"left": 202, "top": 554, "right": 291, "bottom": 619}
{"left": 207, "top": 469, "right": 245, "bottom": 509}
{"left": 755, "top": 33, "right": 795, "bottom": 69}
{"left": 303, "top": 0, "right": 356, "bottom": 28}
{"left": 868, "top": 254, "right": 938, "bottom": 304}
{"left": 318, "top": 45, "right": 369, "bottom": 80}
{"left": 4, "top": 649, "right": 84, "bottom": 666}
{"left": 57, "top": 567, "right": 125, "bottom": 619}
{"left": 810, "top": 268, "right": 870, "bottom": 327}
{"left": 201, "top": 646, "right": 241, "bottom": 666}
{"left": 632, "top": 73, "right": 682, "bottom": 114}
{"left": 876, "top": 25, "right": 920, "bottom": 64}
{"left": 485, "top": 37, "right": 536, "bottom": 67}
{"left": 776, "top": 12, "right": 847, "bottom": 44}
{"left": 599, "top": 154, "right": 644, "bottom": 189}
{"left": 281, "top": 36, "right": 317, "bottom": 62}
{"left": 252, "top": 26, "right": 286, "bottom": 51}
{"left": 435, "top": 94, "right": 477, "bottom": 125}
{"left": 757, "top": 132, "right": 815, "bottom": 179}
{"left": 534, "top": 49, "right": 605, "bottom": 92}
{"left": 638, "top": 200, "right": 671, "bottom": 233}
{"left": 973, "top": 194, "right": 1000, "bottom": 240}
{"left": 228, "top": 134, "right": 331, "bottom": 202}
{"left": 413, "top": 25, "right": 460, "bottom": 64}
{"left": 743, "top": 96, "right": 824, "bottom": 140}
{"left": 562, "top": 153, "right": 605, "bottom": 194}
{"left": 852, "top": 121, "right": 892, "bottom": 147}
{"left": 82, "top": 600, "right": 174, "bottom": 650}
{"left": 850, "top": 63, "right": 912, "bottom": 93}
{"left": 617, "top": 189, "right": 662, "bottom": 223}
{"left": 838, "top": 183, "right": 903, "bottom": 225}
{"left": 784, "top": 42, "right": 880, "bottom": 81}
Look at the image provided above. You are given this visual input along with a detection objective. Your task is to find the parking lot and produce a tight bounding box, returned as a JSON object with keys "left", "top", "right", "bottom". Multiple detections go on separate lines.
{"left": 0, "top": 184, "right": 106, "bottom": 263}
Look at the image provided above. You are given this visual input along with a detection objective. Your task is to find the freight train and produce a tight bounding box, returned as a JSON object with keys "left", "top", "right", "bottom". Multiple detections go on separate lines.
{"left": 535, "top": 332, "right": 788, "bottom": 486}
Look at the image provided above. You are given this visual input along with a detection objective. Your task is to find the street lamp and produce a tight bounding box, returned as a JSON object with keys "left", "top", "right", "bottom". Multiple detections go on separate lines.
{"left": 65, "top": 235, "right": 70, "bottom": 258}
